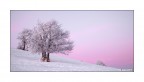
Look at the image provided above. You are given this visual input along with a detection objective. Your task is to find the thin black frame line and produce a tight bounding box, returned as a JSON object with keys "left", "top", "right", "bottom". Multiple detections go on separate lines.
{"left": 10, "top": 10, "right": 134, "bottom": 11}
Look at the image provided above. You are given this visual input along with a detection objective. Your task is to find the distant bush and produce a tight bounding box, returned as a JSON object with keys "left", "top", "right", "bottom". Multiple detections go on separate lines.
{"left": 96, "top": 61, "right": 106, "bottom": 66}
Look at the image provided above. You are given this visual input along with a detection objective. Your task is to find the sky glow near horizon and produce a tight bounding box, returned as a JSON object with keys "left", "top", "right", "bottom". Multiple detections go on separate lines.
{"left": 11, "top": 11, "right": 133, "bottom": 69}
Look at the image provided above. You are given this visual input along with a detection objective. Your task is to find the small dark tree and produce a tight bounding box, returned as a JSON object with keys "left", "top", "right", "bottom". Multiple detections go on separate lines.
{"left": 17, "top": 29, "right": 32, "bottom": 51}
{"left": 30, "top": 20, "right": 73, "bottom": 62}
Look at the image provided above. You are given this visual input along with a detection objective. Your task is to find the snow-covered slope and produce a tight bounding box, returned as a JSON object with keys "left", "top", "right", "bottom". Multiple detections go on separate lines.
{"left": 10, "top": 49, "right": 132, "bottom": 72}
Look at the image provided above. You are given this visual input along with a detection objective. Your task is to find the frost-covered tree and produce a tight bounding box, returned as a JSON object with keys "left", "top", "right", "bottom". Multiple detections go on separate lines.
{"left": 96, "top": 61, "right": 106, "bottom": 66}
{"left": 30, "top": 20, "right": 73, "bottom": 62}
{"left": 17, "top": 29, "right": 32, "bottom": 50}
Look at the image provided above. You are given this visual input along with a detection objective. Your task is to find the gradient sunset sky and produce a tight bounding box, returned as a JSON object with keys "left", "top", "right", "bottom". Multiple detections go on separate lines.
{"left": 11, "top": 11, "right": 133, "bottom": 69}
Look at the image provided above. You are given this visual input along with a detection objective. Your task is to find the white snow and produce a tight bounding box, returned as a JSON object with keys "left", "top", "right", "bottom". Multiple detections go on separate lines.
{"left": 11, "top": 49, "right": 133, "bottom": 72}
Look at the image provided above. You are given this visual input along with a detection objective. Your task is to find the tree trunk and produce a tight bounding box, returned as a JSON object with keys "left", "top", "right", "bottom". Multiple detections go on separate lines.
{"left": 42, "top": 52, "right": 46, "bottom": 58}
{"left": 46, "top": 53, "right": 50, "bottom": 62}
{"left": 41, "top": 52, "right": 46, "bottom": 62}
{"left": 23, "top": 41, "right": 25, "bottom": 50}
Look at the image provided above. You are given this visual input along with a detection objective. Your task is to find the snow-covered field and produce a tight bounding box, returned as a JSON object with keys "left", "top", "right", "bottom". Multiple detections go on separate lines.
{"left": 10, "top": 49, "right": 132, "bottom": 72}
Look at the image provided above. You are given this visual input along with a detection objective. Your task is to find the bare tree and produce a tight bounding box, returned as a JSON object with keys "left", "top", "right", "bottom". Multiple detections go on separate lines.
{"left": 30, "top": 20, "right": 73, "bottom": 62}
{"left": 17, "top": 29, "right": 32, "bottom": 51}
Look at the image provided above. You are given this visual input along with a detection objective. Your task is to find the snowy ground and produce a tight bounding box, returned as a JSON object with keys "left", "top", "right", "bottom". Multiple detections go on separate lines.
{"left": 10, "top": 49, "right": 132, "bottom": 72}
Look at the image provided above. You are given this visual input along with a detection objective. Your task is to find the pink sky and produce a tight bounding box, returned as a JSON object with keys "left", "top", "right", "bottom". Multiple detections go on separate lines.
{"left": 11, "top": 11, "right": 134, "bottom": 69}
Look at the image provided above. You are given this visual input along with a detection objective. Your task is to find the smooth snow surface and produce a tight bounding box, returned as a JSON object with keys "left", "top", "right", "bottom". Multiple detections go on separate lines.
{"left": 11, "top": 49, "right": 132, "bottom": 72}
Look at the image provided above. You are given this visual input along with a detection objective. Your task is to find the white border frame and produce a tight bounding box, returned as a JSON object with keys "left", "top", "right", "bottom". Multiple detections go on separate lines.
{"left": 0, "top": 0, "right": 144, "bottom": 82}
